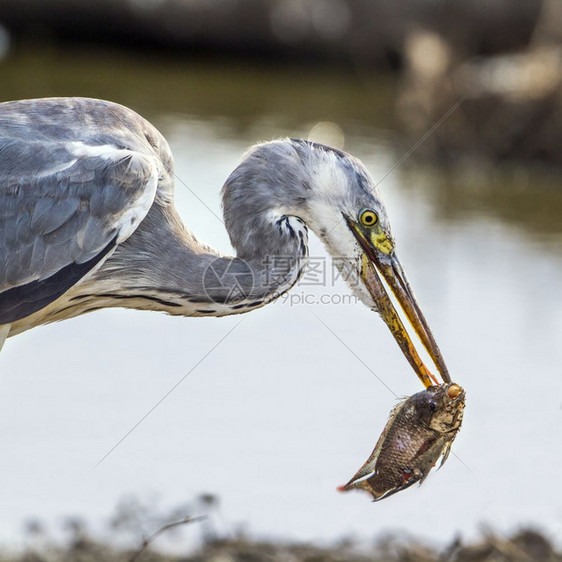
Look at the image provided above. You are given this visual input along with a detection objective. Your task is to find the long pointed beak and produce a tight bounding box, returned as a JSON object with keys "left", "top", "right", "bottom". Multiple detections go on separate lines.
{"left": 350, "top": 223, "right": 451, "bottom": 388}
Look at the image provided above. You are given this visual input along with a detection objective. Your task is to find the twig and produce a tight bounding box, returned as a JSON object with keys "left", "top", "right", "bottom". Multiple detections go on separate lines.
{"left": 128, "top": 515, "right": 206, "bottom": 562}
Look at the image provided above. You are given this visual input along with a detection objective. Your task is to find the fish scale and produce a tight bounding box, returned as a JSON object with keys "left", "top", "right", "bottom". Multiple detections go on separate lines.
{"left": 339, "top": 383, "right": 465, "bottom": 501}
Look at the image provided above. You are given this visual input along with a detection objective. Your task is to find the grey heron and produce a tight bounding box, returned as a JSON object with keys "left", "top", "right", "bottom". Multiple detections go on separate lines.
{"left": 0, "top": 97, "right": 450, "bottom": 388}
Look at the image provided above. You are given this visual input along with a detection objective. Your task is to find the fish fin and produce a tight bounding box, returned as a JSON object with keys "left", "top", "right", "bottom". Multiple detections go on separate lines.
{"left": 438, "top": 442, "right": 452, "bottom": 469}
{"left": 343, "top": 399, "right": 408, "bottom": 487}
{"left": 338, "top": 479, "right": 377, "bottom": 498}
{"left": 374, "top": 472, "right": 424, "bottom": 501}
{"left": 417, "top": 467, "right": 432, "bottom": 486}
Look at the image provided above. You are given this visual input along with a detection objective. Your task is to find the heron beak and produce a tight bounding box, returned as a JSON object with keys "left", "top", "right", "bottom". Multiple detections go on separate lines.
{"left": 347, "top": 220, "right": 451, "bottom": 388}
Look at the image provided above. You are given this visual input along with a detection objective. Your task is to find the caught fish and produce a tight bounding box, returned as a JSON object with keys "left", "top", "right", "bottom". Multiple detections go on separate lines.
{"left": 338, "top": 382, "right": 465, "bottom": 501}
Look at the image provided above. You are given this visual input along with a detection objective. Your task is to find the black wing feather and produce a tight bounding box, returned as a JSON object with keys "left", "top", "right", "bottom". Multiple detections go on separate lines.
{"left": 0, "top": 237, "right": 117, "bottom": 324}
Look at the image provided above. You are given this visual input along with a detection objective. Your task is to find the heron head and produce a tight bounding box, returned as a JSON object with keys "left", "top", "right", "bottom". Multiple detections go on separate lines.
{"left": 295, "top": 141, "right": 450, "bottom": 387}
{"left": 225, "top": 139, "right": 450, "bottom": 387}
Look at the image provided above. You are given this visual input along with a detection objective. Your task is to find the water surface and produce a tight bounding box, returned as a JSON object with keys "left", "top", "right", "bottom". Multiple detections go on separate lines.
{"left": 1, "top": 46, "right": 562, "bottom": 548}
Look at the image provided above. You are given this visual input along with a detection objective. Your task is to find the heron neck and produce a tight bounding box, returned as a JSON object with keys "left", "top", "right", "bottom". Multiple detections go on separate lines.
{"left": 183, "top": 212, "right": 310, "bottom": 315}
{"left": 80, "top": 140, "right": 320, "bottom": 317}
{"left": 78, "top": 200, "right": 309, "bottom": 318}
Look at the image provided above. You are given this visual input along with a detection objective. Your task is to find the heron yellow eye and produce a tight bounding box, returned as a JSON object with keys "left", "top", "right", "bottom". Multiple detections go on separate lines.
{"left": 359, "top": 209, "right": 378, "bottom": 227}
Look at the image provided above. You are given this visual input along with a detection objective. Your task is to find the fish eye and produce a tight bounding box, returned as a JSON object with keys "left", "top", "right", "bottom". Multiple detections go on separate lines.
{"left": 447, "top": 383, "right": 462, "bottom": 399}
{"left": 359, "top": 209, "right": 378, "bottom": 227}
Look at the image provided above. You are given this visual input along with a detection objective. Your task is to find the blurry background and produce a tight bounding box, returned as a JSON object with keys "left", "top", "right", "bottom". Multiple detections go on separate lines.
{"left": 1, "top": 0, "right": 562, "bottom": 559}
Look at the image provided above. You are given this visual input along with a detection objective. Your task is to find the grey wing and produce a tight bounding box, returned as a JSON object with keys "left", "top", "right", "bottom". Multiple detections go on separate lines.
{"left": 0, "top": 139, "right": 161, "bottom": 324}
